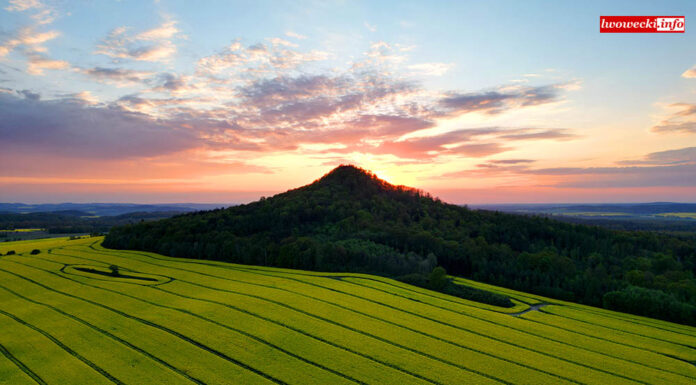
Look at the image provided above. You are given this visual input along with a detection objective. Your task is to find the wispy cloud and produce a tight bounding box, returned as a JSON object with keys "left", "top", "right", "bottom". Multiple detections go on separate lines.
{"left": 5, "top": 0, "right": 41, "bottom": 12}
{"left": 26, "top": 53, "right": 69, "bottom": 75}
{"left": 77, "top": 67, "right": 154, "bottom": 87}
{"left": 196, "top": 39, "right": 329, "bottom": 75}
{"left": 96, "top": 19, "right": 182, "bottom": 62}
{"left": 682, "top": 65, "right": 696, "bottom": 78}
{"left": 407, "top": 62, "right": 454, "bottom": 76}
{"left": 436, "top": 146, "right": 696, "bottom": 188}
{"left": 438, "top": 84, "right": 568, "bottom": 116}
{"left": 619, "top": 146, "right": 696, "bottom": 165}
{"left": 5, "top": 0, "right": 56, "bottom": 25}
{"left": 1, "top": 0, "right": 64, "bottom": 76}
{"left": 652, "top": 103, "right": 696, "bottom": 134}
{"left": 0, "top": 27, "right": 60, "bottom": 58}
{"left": 285, "top": 31, "right": 307, "bottom": 40}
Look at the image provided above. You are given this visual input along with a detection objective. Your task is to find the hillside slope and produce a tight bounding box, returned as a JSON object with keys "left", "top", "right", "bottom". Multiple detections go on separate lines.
{"left": 0, "top": 237, "right": 695, "bottom": 384}
{"left": 104, "top": 165, "right": 696, "bottom": 325}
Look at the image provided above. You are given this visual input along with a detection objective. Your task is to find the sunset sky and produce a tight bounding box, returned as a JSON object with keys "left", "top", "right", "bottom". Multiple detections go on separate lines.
{"left": 1, "top": 0, "right": 696, "bottom": 204}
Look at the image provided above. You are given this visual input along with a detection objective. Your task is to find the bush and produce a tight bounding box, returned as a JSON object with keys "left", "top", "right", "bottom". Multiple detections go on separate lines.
{"left": 428, "top": 266, "right": 449, "bottom": 291}
{"left": 603, "top": 285, "right": 696, "bottom": 326}
{"left": 446, "top": 282, "right": 515, "bottom": 308}
{"left": 108, "top": 265, "right": 120, "bottom": 276}
{"left": 398, "top": 266, "right": 514, "bottom": 308}
{"left": 5, "top": 250, "right": 15, "bottom": 255}
{"left": 396, "top": 273, "right": 428, "bottom": 287}
{"left": 30, "top": 249, "right": 40, "bottom": 255}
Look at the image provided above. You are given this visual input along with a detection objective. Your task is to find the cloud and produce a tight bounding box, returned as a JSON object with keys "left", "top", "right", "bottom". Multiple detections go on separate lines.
{"left": 653, "top": 121, "right": 696, "bottom": 134}
{"left": 18, "top": 89, "right": 40, "bottom": 100}
{"left": 196, "top": 39, "right": 329, "bottom": 75}
{"left": 364, "top": 21, "right": 377, "bottom": 32}
{"left": 497, "top": 129, "right": 576, "bottom": 141}
{"left": 0, "top": 27, "right": 60, "bottom": 58}
{"left": 285, "top": 31, "right": 307, "bottom": 40}
{"left": 652, "top": 103, "right": 696, "bottom": 134}
{"left": 489, "top": 159, "right": 535, "bottom": 164}
{"left": 407, "top": 62, "right": 454, "bottom": 76}
{"left": 439, "top": 84, "right": 566, "bottom": 115}
{"left": 30, "top": 7, "right": 56, "bottom": 25}
{"left": 78, "top": 67, "right": 154, "bottom": 87}
{"left": 266, "top": 37, "right": 298, "bottom": 48}
{"left": 149, "top": 73, "right": 198, "bottom": 95}
{"left": 5, "top": 0, "right": 57, "bottom": 25}
{"left": 437, "top": 146, "right": 696, "bottom": 188}
{"left": 682, "top": 66, "right": 696, "bottom": 78}
{"left": 137, "top": 20, "right": 179, "bottom": 40}
{"left": 229, "top": 73, "right": 415, "bottom": 131}
{"left": 239, "top": 75, "right": 350, "bottom": 107}
{"left": 534, "top": 165, "right": 696, "bottom": 188}
{"left": 369, "top": 127, "right": 569, "bottom": 160}
{"left": 362, "top": 41, "right": 407, "bottom": 66}
{"left": 5, "top": 0, "right": 41, "bottom": 12}
{"left": 0, "top": 93, "right": 196, "bottom": 159}
{"left": 377, "top": 137, "right": 507, "bottom": 160}
{"left": 26, "top": 53, "right": 69, "bottom": 75}
{"left": 96, "top": 20, "right": 181, "bottom": 62}
{"left": 619, "top": 146, "right": 696, "bottom": 165}
{"left": 55, "top": 91, "right": 100, "bottom": 105}
{"left": 0, "top": 2, "right": 64, "bottom": 74}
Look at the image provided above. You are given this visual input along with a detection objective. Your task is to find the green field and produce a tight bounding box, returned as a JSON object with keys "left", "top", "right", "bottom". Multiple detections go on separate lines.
{"left": 656, "top": 213, "right": 696, "bottom": 219}
{"left": 0, "top": 237, "right": 695, "bottom": 384}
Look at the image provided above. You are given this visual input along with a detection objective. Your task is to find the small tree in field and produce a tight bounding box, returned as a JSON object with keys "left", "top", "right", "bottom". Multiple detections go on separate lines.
{"left": 428, "top": 266, "right": 449, "bottom": 291}
{"left": 109, "top": 265, "right": 120, "bottom": 276}
{"left": 30, "top": 249, "right": 40, "bottom": 255}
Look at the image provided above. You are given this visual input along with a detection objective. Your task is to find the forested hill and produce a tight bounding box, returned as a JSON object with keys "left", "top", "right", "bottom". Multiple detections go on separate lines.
{"left": 104, "top": 165, "right": 696, "bottom": 325}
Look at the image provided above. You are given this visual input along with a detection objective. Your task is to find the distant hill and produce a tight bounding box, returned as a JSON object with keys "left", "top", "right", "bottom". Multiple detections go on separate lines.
{"left": 476, "top": 202, "right": 696, "bottom": 215}
{"left": 0, "top": 202, "right": 226, "bottom": 217}
{"left": 0, "top": 210, "right": 194, "bottom": 236}
{"left": 474, "top": 202, "right": 696, "bottom": 232}
{"left": 104, "top": 165, "right": 696, "bottom": 325}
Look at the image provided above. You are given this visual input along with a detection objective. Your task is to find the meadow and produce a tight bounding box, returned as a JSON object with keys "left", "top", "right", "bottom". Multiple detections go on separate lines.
{"left": 0, "top": 237, "right": 695, "bottom": 385}
{"left": 656, "top": 213, "right": 696, "bottom": 219}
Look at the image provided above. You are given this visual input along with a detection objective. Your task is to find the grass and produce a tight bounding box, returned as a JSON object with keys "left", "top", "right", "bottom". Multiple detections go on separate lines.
{"left": 0, "top": 238, "right": 694, "bottom": 384}
{"left": 0, "top": 229, "right": 44, "bottom": 233}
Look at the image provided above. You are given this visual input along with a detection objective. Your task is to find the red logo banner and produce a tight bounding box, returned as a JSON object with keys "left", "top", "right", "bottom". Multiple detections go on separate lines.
{"left": 600, "top": 16, "right": 685, "bottom": 33}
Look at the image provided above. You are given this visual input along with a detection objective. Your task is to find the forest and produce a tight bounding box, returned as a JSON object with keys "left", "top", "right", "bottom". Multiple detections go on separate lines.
{"left": 104, "top": 165, "right": 696, "bottom": 325}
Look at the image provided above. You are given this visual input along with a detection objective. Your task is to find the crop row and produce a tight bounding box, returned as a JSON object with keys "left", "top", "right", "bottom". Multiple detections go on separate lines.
{"left": 15, "top": 253, "right": 526, "bottom": 385}
{"left": 3, "top": 256, "right": 495, "bottom": 385}
{"left": 43, "top": 245, "right": 696, "bottom": 384}
{"left": 65, "top": 244, "right": 696, "bottom": 380}
{"left": 0, "top": 264, "right": 286, "bottom": 385}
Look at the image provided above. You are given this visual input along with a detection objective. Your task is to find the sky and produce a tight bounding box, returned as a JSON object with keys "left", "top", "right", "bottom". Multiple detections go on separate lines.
{"left": 1, "top": 0, "right": 696, "bottom": 204}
